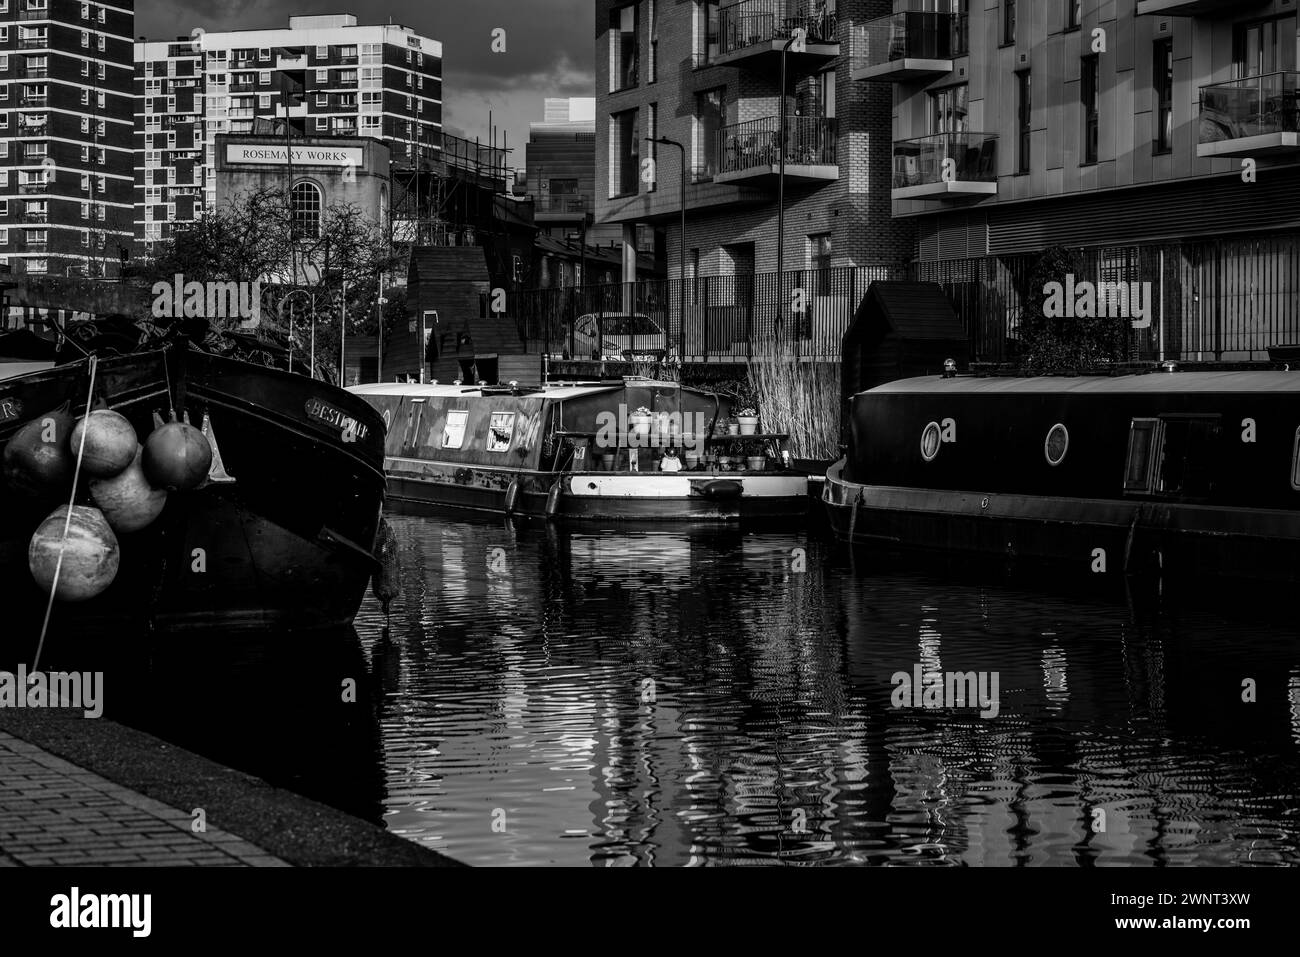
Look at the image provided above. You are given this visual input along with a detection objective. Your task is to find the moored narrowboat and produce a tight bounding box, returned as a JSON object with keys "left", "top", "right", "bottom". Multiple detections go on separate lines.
{"left": 349, "top": 378, "right": 810, "bottom": 521}
{"left": 824, "top": 369, "right": 1300, "bottom": 580}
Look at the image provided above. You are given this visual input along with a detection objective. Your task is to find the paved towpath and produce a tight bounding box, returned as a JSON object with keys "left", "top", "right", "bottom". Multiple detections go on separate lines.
{"left": 0, "top": 731, "right": 287, "bottom": 866}
{"left": 0, "top": 711, "right": 463, "bottom": 867}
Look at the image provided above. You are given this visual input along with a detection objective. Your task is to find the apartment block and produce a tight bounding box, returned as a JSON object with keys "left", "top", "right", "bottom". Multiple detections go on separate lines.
{"left": 0, "top": 0, "right": 135, "bottom": 278}
{"left": 594, "top": 0, "right": 913, "bottom": 283}
{"left": 868, "top": 0, "right": 1300, "bottom": 256}
{"left": 134, "top": 13, "right": 442, "bottom": 252}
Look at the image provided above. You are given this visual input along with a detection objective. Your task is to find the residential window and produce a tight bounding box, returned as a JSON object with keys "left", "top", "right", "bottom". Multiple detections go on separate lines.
{"left": 81, "top": 60, "right": 89, "bottom": 77}
{"left": 81, "top": 31, "right": 89, "bottom": 48}
{"left": 97, "top": 7, "right": 104, "bottom": 21}
{"left": 316, "top": 92, "right": 328, "bottom": 106}
{"left": 315, "top": 116, "right": 329, "bottom": 131}
{"left": 610, "top": 4, "right": 639, "bottom": 92}
{"left": 315, "top": 68, "right": 328, "bottom": 83}
{"left": 1066, "top": 0, "right": 1080, "bottom": 31}
{"left": 1016, "top": 70, "right": 1031, "bottom": 174}
{"left": 610, "top": 108, "right": 639, "bottom": 196}
{"left": 96, "top": 91, "right": 104, "bottom": 108}
{"left": 1002, "top": 0, "right": 1016, "bottom": 45}
{"left": 80, "top": 116, "right": 89, "bottom": 132}
{"left": 259, "top": 48, "right": 270, "bottom": 60}
{"left": 646, "top": 102, "right": 658, "bottom": 191}
{"left": 259, "top": 70, "right": 270, "bottom": 85}
{"left": 1154, "top": 38, "right": 1173, "bottom": 154}
{"left": 81, "top": 202, "right": 89, "bottom": 218}
{"left": 694, "top": 86, "right": 724, "bottom": 178}
{"left": 315, "top": 45, "right": 328, "bottom": 59}
{"left": 1082, "top": 54, "right": 1099, "bottom": 164}
{"left": 697, "top": 1, "right": 720, "bottom": 66}
{"left": 258, "top": 93, "right": 270, "bottom": 108}
{"left": 97, "top": 35, "right": 105, "bottom": 52}
{"left": 648, "top": 0, "right": 658, "bottom": 83}
{"left": 1233, "top": 14, "right": 1297, "bottom": 77}
{"left": 80, "top": 2, "right": 88, "bottom": 17}
{"left": 930, "top": 84, "right": 969, "bottom": 133}
{"left": 97, "top": 63, "right": 104, "bottom": 79}
{"left": 80, "top": 145, "right": 89, "bottom": 161}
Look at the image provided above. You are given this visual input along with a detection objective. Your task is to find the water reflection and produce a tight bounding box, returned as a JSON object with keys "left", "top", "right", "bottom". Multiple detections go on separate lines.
{"left": 352, "top": 515, "right": 1300, "bottom": 867}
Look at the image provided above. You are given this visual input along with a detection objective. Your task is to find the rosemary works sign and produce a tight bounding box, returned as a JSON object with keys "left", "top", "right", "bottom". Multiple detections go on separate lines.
{"left": 225, "top": 143, "right": 364, "bottom": 167}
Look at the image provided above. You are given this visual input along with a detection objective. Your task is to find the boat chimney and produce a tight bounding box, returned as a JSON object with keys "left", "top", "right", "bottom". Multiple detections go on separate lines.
{"left": 942, "top": 358, "right": 958, "bottom": 378}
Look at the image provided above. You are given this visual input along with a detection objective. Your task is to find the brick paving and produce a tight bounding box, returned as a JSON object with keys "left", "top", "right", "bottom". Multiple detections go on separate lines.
{"left": 0, "top": 732, "right": 289, "bottom": 867}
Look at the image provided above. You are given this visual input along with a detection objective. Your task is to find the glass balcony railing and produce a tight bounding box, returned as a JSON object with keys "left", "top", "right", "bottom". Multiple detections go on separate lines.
{"left": 892, "top": 132, "right": 998, "bottom": 193}
{"left": 853, "top": 11, "right": 967, "bottom": 79}
{"left": 1199, "top": 71, "right": 1300, "bottom": 151}
{"left": 718, "top": 0, "right": 839, "bottom": 57}
{"left": 536, "top": 194, "right": 590, "bottom": 215}
{"left": 716, "top": 115, "right": 837, "bottom": 178}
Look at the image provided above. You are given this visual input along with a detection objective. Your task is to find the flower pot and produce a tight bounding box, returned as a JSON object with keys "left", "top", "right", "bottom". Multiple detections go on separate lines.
{"left": 726, "top": 422, "right": 740, "bottom": 436}
{"left": 600, "top": 453, "right": 616, "bottom": 472}
{"left": 685, "top": 453, "right": 700, "bottom": 470}
{"left": 716, "top": 456, "right": 732, "bottom": 470}
{"left": 737, "top": 415, "right": 759, "bottom": 436}
{"left": 629, "top": 415, "right": 652, "bottom": 439}
{"left": 745, "top": 455, "right": 766, "bottom": 471}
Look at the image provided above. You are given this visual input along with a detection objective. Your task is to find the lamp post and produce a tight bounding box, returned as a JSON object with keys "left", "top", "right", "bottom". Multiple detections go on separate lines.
{"left": 776, "top": 31, "right": 801, "bottom": 338}
{"left": 648, "top": 135, "right": 686, "bottom": 347}
{"left": 277, "top": 288, "right": 315, "bottom": 376}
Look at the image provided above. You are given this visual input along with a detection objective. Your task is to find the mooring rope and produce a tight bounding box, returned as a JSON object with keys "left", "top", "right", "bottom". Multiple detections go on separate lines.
{"left": 31, "top": 354, "right": 99, "bottom": 674}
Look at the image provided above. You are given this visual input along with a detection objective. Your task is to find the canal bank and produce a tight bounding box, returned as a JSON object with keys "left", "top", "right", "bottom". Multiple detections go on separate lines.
{"left": 0, "top": 709, "right": 463, "bottom": 867}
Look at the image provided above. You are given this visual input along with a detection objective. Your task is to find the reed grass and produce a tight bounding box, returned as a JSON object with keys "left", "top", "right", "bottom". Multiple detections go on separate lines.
{"left": 747, "top": 343, "right": 841, "bottom": 461}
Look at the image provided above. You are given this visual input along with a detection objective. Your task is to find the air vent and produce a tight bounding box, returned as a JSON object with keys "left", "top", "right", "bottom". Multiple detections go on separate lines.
{"left": 1157, "top": 19, "right": 1170, "bottom": 34}
{"left": 1017, "top": 52, "right": 1030, "bottom": 68}
{"left": 958, "top": 66, "right": 966, "bottom": 77}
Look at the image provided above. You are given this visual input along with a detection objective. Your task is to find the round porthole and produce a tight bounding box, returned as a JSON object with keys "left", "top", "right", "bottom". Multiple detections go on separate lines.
{"left": 1044, "top": 423, "right": 1069, "bottom": 466}
{"left": 920, "top": 421, "right": 942, "bottom": 462}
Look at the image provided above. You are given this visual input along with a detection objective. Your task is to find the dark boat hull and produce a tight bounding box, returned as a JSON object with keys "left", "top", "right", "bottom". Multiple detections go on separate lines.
{"left": 383, "top": 460, "right": 810, "bottom": 522}
{"left": 824, "top": 370, "right": 1300, "bottom": 582}
{"left": 0, "top": 349, "right": 387, "bottom": 635}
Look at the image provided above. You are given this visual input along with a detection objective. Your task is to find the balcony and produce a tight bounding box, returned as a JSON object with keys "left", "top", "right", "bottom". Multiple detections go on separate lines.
{"left": 276, "top": 102, "right": 309, "bottom": 118}
{"left": 851, "top": 11, "right": 965, "bottom": 83}
{"left": 714, "top": 115, "right": 838, "bottom": 186}
{"left": 23, "top": 67, "right": 48, "bottom": 79}
{"left": 18, "top": 182, "right": 48, "bottom": 195}
{"left": 1136, "top": 0, "right": 1263, "bottom": 14}
{"left": 1198, "top": 72, "right": 1300, "bottom": 157}
{"left": 278, "top": 55, "right": 308, "bottom": 69}
{"left": 892, "top": 132, "right": 998, "bottom": 200}
{"left": 17, "top": 37, "right": 48, "bottom": 50}
{"left": 715, "top": 0, "right": 840, "bottom": 72}
{"left": 536, "top": 193, "right": 590, "bottom": 221}
{"left": 22, "top": 211, "right": 48, "bottom": 224}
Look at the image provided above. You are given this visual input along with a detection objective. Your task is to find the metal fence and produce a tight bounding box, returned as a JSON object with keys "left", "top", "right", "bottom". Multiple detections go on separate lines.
{"left": 517, "top": 233, "right": 1300, "bottom": 365}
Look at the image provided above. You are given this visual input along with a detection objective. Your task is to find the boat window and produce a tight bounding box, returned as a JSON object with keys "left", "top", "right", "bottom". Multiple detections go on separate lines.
{"left": 1293, "top": 427, "right": 1300, "bottom": 491}
{"left": 442, "top": 409, "right": 468, "bottom": 449}
{"left": 920, "top": 421, "right": 942, "bottom": 462}
{"left": 402, "top": 398, "right": 426, "bottom": 453}
{"left": 487, "top": 412, "right": 515, "bottom": 452}
{"left": 1124, "top": 418, "right": 1164, "bottom": 492}
{"left": 1044, "top": 423, "right": 1068, "bottom": 467}
{"left": 1157, "top": 415, "right": 1221, "bottom": 497}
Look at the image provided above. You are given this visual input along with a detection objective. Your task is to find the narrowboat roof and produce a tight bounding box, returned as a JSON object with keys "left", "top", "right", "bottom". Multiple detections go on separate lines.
{"left": 865, "top": 371, "right": 1300, "bottom": 396}
{"left": 348, "top": 382, "right": 621, "bottom": 400}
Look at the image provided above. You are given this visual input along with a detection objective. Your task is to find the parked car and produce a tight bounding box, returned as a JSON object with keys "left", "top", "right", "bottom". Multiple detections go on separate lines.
{"left": 569, "top": 313, "right": 670, "bottom": 360}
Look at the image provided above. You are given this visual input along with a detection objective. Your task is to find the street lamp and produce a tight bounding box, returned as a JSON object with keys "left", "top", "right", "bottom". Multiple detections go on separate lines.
{"left": 776, "top": 30, "right": 802, "bottom": 338}
{"left": 277, "top": 288, "right": 316, "bottom": 377}
{"left": 648, "top": 135, "right": 686, "bottom": 350}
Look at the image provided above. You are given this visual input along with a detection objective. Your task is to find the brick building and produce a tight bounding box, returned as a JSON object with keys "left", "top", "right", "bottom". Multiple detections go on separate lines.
{"left": 1, "top": 0, "right": 135, "bottom": 279}
{"left": 594, "top": 0, "right": 912, "bottom": 284}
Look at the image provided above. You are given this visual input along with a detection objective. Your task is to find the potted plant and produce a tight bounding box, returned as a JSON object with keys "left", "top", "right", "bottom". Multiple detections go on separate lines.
{"left": 726, "top": 418, "right": 741, "bottom": 436}
{"left": 736, "top": 406, "right": 759, "bottom": 436}
{"left": 629, "top": 406, "right": 653, "bottom": 439}
{"left": 745, "top": 453, "right": 766, "bottom": 471}
{"left": 600, "top": 451, "right": 617, "bottom": 471}
{"left": 684, "top": 450, "right": 701, "bottom": 470}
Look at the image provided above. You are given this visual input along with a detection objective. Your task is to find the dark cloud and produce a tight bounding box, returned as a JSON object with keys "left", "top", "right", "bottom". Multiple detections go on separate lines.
{"left": 137, "top": 0, "right": 596, "bottom": 170}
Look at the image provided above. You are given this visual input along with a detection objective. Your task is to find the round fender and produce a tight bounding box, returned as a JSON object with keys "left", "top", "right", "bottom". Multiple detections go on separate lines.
{"left": 698, "top": 479, "right": 743, "bottom": 500}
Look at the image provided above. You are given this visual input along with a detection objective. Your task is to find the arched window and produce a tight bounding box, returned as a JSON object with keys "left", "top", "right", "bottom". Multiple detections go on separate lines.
{"left": 290, "top": 181, "right": 322, "bottom": 239}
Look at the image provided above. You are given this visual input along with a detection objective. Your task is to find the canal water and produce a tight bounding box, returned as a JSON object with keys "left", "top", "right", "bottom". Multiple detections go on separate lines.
{"left": 8, "top": 512, "right": 1300, "bottom": 866}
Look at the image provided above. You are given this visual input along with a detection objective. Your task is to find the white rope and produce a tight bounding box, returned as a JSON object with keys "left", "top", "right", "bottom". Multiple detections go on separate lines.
{"left": 31, "top": 355, "right": 99, "bottom": 675}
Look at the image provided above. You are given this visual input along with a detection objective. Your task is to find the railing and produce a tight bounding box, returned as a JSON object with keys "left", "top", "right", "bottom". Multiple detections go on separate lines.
{"left": 536, "top": 194, "right": 590, "bottom": 214}
{"left": 22, "top": 67, "right": 48, "bottom": 78}
{"left": 716, "top": 115, "right": 837, "bottom": 175}
{"left": 719, "top": 0, "right": 839, "bottom": 56}
{"left": 278, "top": 55, "right": 308, "bottom": 69}
{"left": 22, "top": 211, "right": 48, "bottom": 223}
{"left": 18, "top": 182, "right": 48, "bottom": 194}
{"left": 19, "top": 96, "right": 48, "bottom": 107}
{"left": 518, "top": 267, "right": 903, "bottom": 361}
{"left": 17, "top": 38, "right": 48, "bottom": 49}
{"left": 854, "top": 11, "right": 964, "bottom": 71}
{"left": 1200, "top": 71, "right": 1300, "bottom": 144}
{"left": 892, "top": 132, "right": 997, "bottom": 189}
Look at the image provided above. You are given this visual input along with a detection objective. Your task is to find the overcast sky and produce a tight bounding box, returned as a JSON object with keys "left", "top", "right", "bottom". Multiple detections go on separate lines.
{"left": 137, "top": 0, "right": 596, "bottom": 172}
